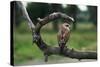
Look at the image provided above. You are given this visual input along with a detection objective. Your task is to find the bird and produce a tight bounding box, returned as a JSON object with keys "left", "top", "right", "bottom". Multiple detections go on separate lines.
{"left": 57, "top": 23, "right": 71, "bottom": 53}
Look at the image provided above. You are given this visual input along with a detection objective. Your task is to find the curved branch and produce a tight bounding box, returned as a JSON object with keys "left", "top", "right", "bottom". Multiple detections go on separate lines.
{"left": 32, "top": 12, "right": 97, "bottom": 62}
{"left": 33, "top": 32, "right": 97, "bottom": 60}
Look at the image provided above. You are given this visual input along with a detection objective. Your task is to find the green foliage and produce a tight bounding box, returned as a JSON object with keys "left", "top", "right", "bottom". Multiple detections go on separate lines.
{"left": 16, "top": 21, "right": 31, "bottom": 33}
{"left": 14, "top": 22, "right": 97, "bottom": 65}
{"left": 14, "top": 33, "right": 44, "bottom": 64}
{"left": 88, "top": 6, "right": 97, "bottom": 26}
{"left": 13, "top": 1, "right": 24, "bottom": 27}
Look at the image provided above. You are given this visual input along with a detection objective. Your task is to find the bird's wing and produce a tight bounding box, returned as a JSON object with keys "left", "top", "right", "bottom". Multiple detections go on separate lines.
{"left": 64, "top": 31, "right": 70, "bottom": 44}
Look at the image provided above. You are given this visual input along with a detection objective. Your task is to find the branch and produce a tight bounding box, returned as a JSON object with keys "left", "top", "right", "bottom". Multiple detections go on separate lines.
{"left": 33, "top": 32, "right": 97, "bottom": 61}
{"left": 49, "top": 47, "right": 97, "bottom": 60}
{"left": 32, "top": 12, "right": 97, "bottom": 62}
{"left": 16, "top": 1, "right": 35, "bottom": 30}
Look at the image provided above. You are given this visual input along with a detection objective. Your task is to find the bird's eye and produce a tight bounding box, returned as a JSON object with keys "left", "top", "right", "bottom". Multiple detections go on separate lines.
{"left": 65, "top": 25, "right": 69, "bottom": 27}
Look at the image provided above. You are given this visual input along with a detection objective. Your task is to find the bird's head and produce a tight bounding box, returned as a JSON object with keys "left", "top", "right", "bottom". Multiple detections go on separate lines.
{"left": 62, "top": 23, "right": 70, "bottom": 31}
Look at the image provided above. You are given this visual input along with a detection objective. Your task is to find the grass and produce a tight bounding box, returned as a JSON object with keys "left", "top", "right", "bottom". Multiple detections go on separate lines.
{"left": 13, "top": 22, "right": 97, "bottom": 65}
{"left": 14, "top": 33, "right": 44, "bottom": 64}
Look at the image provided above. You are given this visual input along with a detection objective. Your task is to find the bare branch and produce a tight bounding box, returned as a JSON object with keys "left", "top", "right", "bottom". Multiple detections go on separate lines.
{"left": 49, "top": 47, "right": 97, "bottom": 60}
{"left": 37, "top": 12, "right": 74, "bottom": 26}
{"left": 33, "top": 32, "right": 97, "bottom": 60}
{"left": 16, "top": 1, "right": 35, "bottom": 30}
{"left": 32, "top": 12, "right": 97, "bottom": 62}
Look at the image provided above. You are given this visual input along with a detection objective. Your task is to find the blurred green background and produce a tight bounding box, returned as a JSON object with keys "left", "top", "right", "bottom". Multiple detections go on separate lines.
{"left": 13, "top": 2, "right": 97, "bottom": 65}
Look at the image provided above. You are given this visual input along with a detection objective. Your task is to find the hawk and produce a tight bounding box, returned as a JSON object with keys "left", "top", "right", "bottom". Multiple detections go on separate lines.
{"left": 57, "top": 23, "right": 70, "bottom": 53}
